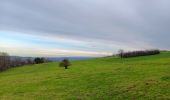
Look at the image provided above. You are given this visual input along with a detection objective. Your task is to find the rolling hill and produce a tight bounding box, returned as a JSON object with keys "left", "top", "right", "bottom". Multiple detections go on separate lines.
{"left": 0, "top": 52, "right": 170, "bottom": 100}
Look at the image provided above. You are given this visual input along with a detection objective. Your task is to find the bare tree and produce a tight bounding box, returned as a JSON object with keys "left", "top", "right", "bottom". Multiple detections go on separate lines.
{"left": 15, "top": 57, "right": 22, "bottom": 66}
{"left": 0, "top": 52, "right": 10, "bottom": 71}
{"left": 26, "top": 58, "right": 34, "bottom": 65}
{"left": 118, "top": 49, "right": 124, "bottom": 58}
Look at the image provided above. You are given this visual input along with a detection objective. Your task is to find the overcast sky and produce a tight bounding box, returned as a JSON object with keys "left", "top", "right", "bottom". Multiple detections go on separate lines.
{"left": 0, "top": 0, "right": 170, "bottom": 57}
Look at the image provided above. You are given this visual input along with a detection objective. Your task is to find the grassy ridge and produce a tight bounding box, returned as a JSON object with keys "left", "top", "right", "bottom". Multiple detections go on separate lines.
{"left": 0, "top": 52, "right": 170, "bottom": 100}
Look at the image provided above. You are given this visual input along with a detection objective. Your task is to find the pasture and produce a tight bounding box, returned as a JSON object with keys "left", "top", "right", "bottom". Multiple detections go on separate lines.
{"left": 0, "top": 52, "right": 170, "bottom": 100}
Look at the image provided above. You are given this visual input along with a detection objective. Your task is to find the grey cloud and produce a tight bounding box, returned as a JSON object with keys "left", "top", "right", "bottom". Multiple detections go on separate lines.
{"left": 1, "top": 0, "right": 170, "bottom": 51}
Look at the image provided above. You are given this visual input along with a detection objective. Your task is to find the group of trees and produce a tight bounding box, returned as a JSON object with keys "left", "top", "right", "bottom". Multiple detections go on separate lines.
{"left": 118, "top": 49, "right": 160, "bottom": 58}
{"left": 0, "top": 52, "right": 49, "bottom": 71}
{"left": 34, "top": 57, "right": 47, "bottom": 64}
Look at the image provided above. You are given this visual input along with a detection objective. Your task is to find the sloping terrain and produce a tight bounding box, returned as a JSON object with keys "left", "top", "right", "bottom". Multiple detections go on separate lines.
{"left": 0, "top": 52, "right": 170, "bottom": 100}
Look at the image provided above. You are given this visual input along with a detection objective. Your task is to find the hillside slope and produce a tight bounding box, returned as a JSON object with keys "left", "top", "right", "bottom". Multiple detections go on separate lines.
{"left": 0, "top": 52, "right": 170, "bottom": 100}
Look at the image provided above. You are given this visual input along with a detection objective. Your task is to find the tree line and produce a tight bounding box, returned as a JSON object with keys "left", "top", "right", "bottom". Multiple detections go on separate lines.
{"left": 0, "top": 52, "right": 50, "bottom": 71}
{"left": 118, "top": 49, "right": 160, "bottom": 58}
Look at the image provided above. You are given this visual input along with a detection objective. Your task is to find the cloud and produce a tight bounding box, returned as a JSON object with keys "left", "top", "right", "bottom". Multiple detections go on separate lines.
{"left": 0, "top": 44, "right": 111, "bottom": 57}
{"left": 0, "top": 0, "right": 170, "bottom": 56}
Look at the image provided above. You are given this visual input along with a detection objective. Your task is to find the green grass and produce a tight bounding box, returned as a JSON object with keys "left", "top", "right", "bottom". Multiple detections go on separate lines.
{"left": 0, "top": 52, "right": 170, "bottom": 100}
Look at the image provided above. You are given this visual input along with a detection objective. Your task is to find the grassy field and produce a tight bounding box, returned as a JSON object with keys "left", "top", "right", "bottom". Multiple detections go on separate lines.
{"left": 0, "top": 52, "right": 170, "bottom": 100}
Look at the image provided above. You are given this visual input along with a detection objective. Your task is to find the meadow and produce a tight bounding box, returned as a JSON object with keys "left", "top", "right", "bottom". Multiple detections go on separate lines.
{"left": 0, "top": 52, "right": 170, "bottom": 100}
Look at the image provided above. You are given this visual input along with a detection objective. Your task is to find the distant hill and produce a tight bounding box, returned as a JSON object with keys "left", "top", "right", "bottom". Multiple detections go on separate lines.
{"left": 47, "top": 57, "right": 95, "bottom": 61}
{"left": 10, "top": 56, "right": 95, "bottom": 62}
